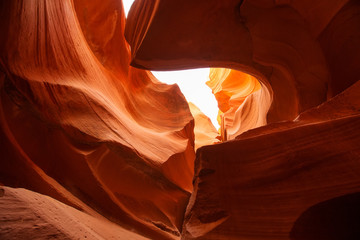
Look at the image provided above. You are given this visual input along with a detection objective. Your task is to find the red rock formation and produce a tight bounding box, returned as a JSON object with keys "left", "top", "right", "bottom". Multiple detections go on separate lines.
{"left": 126, "top": 0, "right": 335, "bottom": 124}
{"left": 0, "top": 186, "right": 147, "bottom": 240}
{"left": 125, "top": 0, "right": 360, "bottom": 239}
{"left": 188, "top": 102, "right": 219, "bottom": 150}
{"left": 0, "top": 0, "right": 195, "bottom": 238}
{"left": 182, "top": 80, "right": 360, "bottom": 239}
{"left": 1, "top": 0, "right": 360, "bottom": 239}
{"left": 207, "top": 68, "right": 271, "bottom": 140}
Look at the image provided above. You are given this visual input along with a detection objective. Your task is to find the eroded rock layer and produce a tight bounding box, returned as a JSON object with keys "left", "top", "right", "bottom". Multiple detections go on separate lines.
{"left": 188, "top": 102, "right": 219, "bottom": 150}
{"left": 0, "top": 0, "right": 195, "bottom": 238}
{"left": 0, "top": 186, "right": 147, "bottom": 240}
{"left": 0, "top": 0, "right": 360, "bottom": 239}
{"left": 207, "top": 68, "right": 271, "bottom": 140}
{"left": 182, "top": 80, "right": 360, "bottom": 239}
{"left": 125, "top": 0, "right": 360, "bottom": 239}
{"left": 125, "top": 0, "right": 359, "bottom": 130}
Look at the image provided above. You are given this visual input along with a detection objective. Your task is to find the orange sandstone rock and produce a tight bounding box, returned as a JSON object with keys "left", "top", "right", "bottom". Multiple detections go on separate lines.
{"left": 188, "top": 102, "right": 219, "bottom": 150}
{"left": 207, "top": 68, "right": 271, "bottom": 140}
{"left": 125, "top": 0, "right": 333, "bottom": 125}
{"left": 125, "top": 0, "right": 359, "bottom": 130}
{"left": 0, "top": 186, "right": 148, "bottom": 240}
{"left": 182, "top": 80, "right": 360, "bottom": 239}
{"left": 0, "top": 0, "right": 360, "bottom": 239}
{"left": 0, "top": 0, "right": 194, "bottom": 238}
{"left": 125, "top": 0, "right": 360, "bottom": 239}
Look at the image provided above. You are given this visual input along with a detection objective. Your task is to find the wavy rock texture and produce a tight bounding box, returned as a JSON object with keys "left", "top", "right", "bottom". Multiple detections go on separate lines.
{"left": 0, "top": 0, "right": 360, "bottom": 239}
{"left": 125, "top": 0, "right": 360, "bottom": 239}
{"left": 188, "top": 102, "right": 219, "bottom": 150}
{"left": 125, "top": 0, "right": 360, "bottom": 129}
{"left": 0, "top": 186, "right": 147, "bottom": 240}
{"left": 207, "top": 68, "right": 271, "bottom": 140}
{"left": 182, "top": 80, "right": 360, "bottom": 239}
{"left": 0, "top": 0, "right": 195, "bottom": 238}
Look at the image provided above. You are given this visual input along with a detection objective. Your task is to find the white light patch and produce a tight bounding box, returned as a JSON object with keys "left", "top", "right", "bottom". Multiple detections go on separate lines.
{"left": 152, "top": 69, "right": 219, "bottom": 129}
{"left": 123, "top": 0, "right": 135, "bottom": 17}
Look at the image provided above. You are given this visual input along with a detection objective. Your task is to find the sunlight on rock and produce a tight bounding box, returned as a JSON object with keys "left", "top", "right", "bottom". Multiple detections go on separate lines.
{"left": 207, "top": 68, "right": 272, "bottom": 140}
{"left": 1, "top": 0, "right": 359, "bottom": 239}
{"left": 152, "top": 69, "right": 219, "bottom": 129}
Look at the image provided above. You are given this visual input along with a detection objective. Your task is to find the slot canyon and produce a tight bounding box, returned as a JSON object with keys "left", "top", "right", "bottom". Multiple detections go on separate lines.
{"left": 1, "top": 0, "right": 360, "bottom": 239}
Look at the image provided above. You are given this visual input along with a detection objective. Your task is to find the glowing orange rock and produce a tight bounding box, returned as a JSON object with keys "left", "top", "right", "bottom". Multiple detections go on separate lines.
{"left": 125, "top": 0, "right": 350, "bottom": 125}
{"left": 0, "top": 0, "right": 194, "bottom": 237}
{"left": 188, "top": 102, "right": 219, "bottom": 150}
{"left": 207, "top": 68, "right": 271, "bottom": 140}
{"left": 183, "top": 80, "right": 360, "bottom": 239}
{"left": 125, "top": 0, "right": 360, "bottom": 239}
{"left": 1, "top": 0, "right": 360, "bottom": 239}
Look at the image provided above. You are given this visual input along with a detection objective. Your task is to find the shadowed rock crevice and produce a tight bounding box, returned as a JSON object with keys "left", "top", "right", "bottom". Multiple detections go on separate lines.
{"left": 290, "top": 192, "right": 360, "bottom": 240}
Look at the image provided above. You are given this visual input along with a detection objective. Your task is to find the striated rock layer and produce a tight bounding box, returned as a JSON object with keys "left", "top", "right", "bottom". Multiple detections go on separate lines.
{"left": 125, "top": 0, "right": 359, "bottom": 137}
{"left": 125, "top": 0, "right": 360, "bottom": 239}
{"left": 0, "top": 0, "right": 359, "bottom": 239}
{"left": 188, "top": 102, "right": 219, "bottom": 150}
{"left": 0, "top": 0, "right": 195, "bottom": 238}
{"left": 207, "top": 68, "right": 271, "bottom": 140}
{"left": 0, "top": 186, "right": 147, "bottom": 240}
{"left": 182, "top": 80, "right": 360, "bottom": 239}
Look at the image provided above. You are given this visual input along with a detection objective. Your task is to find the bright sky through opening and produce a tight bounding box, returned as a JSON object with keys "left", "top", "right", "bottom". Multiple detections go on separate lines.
{"left": 122, "top": 0, "right": 219, "bottom": 129}
{"left": 152, "top": 69, "right": 219, "bottom": 129}
{"left": 122, "top": 0, "right": 133, "bottom": 17}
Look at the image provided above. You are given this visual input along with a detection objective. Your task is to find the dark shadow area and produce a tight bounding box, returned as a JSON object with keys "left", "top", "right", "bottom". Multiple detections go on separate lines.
{"left": 290, "top": 192, "right": 360, "bottom": 240}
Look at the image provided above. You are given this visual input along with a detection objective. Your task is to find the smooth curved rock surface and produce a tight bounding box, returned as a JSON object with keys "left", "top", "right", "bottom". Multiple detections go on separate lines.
{"left": 188, "top": 102, "right": 219, "bottom": 150}
{"left": 125, "top": 0, "right": 341, "bottom": 125}
{"left": 0, "top": 186, "right": 147, "bottom": 240}
{"left": 207, "top": 68, "right": 271, "bottom": 140}
{"left": 0, "top": 0, "right": 195, "bottom": 238}
{"left": 0, "top": 0, "right": 359, "bottom": 239}
{"left": 182, "top": 80, "right": 360, "bottom": 239}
